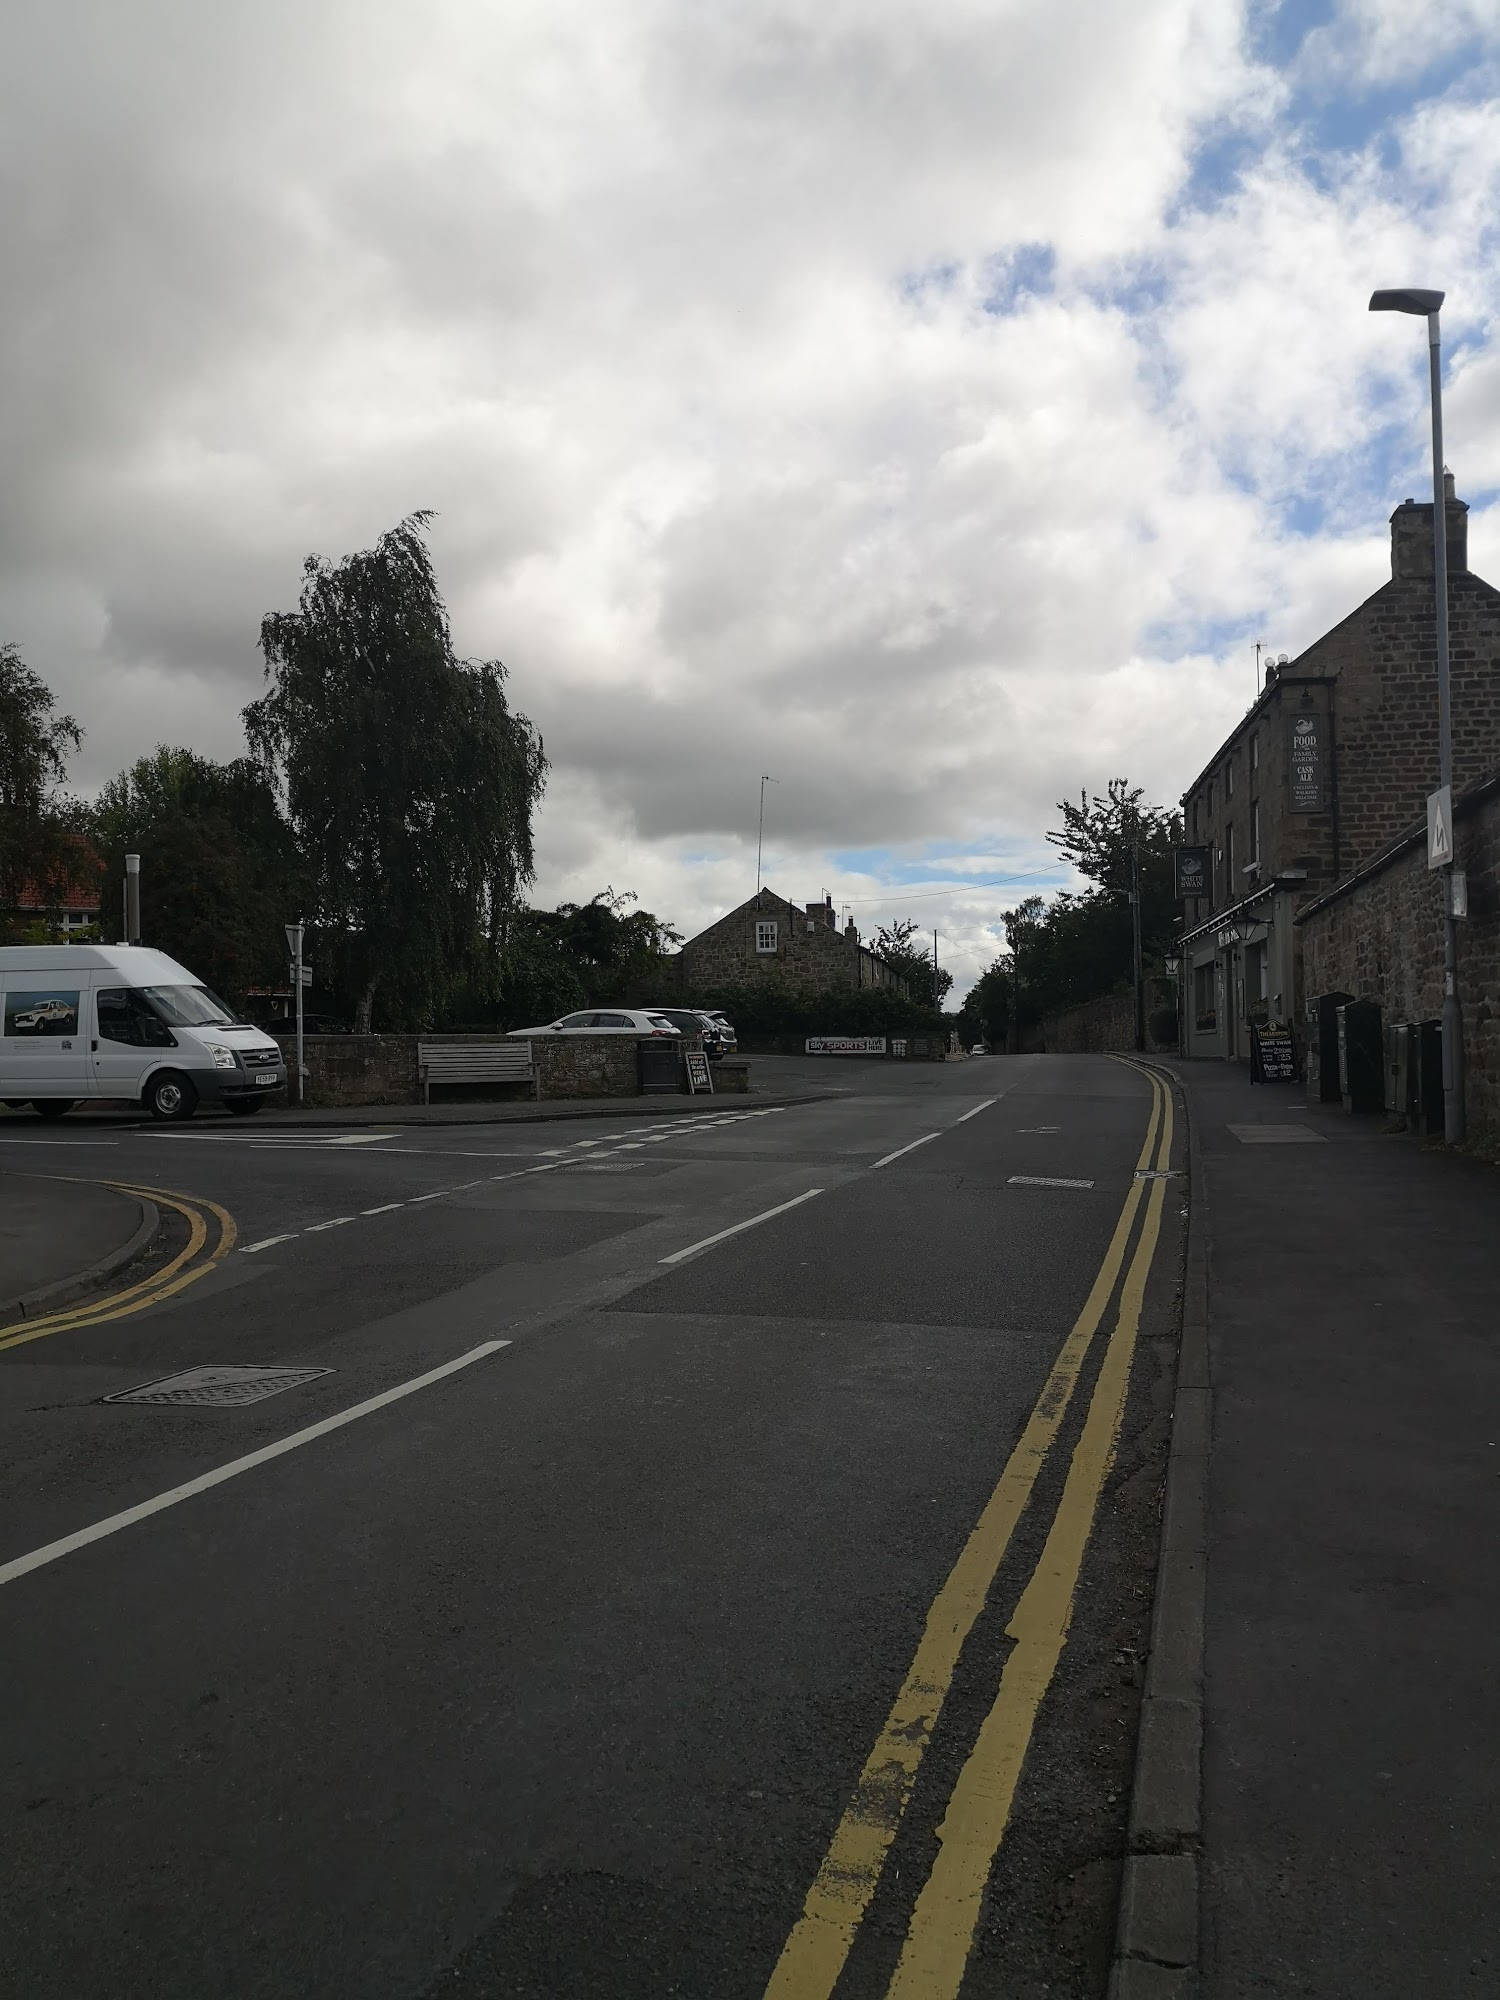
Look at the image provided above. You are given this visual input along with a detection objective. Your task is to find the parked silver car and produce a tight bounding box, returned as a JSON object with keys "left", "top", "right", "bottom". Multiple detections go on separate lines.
{"left": 507, "top": 1009, "right": 682, "bottom": 1037}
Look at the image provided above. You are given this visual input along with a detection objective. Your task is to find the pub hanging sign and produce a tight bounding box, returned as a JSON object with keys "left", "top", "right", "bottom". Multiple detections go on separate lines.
{"left": 1173, "top": 846, "right": 1211, "bottom": 900}
{"left": 1289, "top": 711, "right": 1326, "bottom": 811}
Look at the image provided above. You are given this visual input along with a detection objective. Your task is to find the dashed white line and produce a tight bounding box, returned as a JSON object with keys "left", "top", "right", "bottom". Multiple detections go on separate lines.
{"left": 659, "top": 1187, "right": 826, "bottom": 1265}
{"left": 954, "top": 1097, "right": 999, "bottom": 1124}
{"left": 1008, "top": 1175, "right": 1095, "bottom": 1189}
{"left": 360, "top": 1203, "right": 405, "bottom": 1216}
{"left": 0, "top": 1341, "right": 511, "bottom": 1591}
{"left": 304, "top": 1215, "right": 356, "bottom": 1231}
{"left": 871, "top": 1131, "right": 943, "bottom": 1169}
{"left": 240, "top": 1234, "right": 297, "bottom": 1254}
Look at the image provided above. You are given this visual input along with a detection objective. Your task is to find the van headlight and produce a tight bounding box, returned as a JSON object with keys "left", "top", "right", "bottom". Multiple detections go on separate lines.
{"left": 205, "top": 1045, "right": 238, "bottom": 1071}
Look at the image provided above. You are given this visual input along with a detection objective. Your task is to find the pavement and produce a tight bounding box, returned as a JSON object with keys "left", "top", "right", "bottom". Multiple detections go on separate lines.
{"left": 0, "top": 1055, "right": 1181, "bottom": 1999}
{"left": 0, "top": 1172, "right": 158, "bottom": 1319}
{"left": 1147, "top": 1058, "right": 1500, "bottom": 1997}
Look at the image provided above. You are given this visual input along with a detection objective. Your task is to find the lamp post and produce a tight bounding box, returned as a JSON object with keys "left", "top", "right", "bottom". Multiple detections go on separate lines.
{"left": 1369, "top": 286, "right": 1464, "bottom": 1141}
{"left": 755, "top": 774, "right": 777, "bottom": 895}
{"left": 285, "top": 920, "right": 306, "bottom": 1108}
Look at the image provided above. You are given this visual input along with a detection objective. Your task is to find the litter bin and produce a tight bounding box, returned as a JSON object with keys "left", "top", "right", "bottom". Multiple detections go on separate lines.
{"left": 638, "top": 1039, "right": 681, "bottom": 1095}
{"left": 1336, "top": 999, "right": 1383, "bottom": 1114}
{"left": 1384, "top": 1022, "right": 1413, "bottom": 1119}
{"left": 1413, "top": 1019, "right": 1443, "bottom": 1135}
{"left": 1313, "top": 991, "right": 1354, "bottom": 1102}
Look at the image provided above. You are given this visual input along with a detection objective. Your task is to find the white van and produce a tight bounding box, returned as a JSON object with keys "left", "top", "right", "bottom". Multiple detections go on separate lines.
{"left": 0, "top": 946, "right": 287, "bottom": 1121}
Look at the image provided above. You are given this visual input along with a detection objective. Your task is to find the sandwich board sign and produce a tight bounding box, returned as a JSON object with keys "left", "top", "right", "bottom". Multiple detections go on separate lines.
{"left": 685, "top": 1049, "right": 713, "bottom": 1094}
{"left": 1427, "top": 785, "right": 1453, "bottom": 870}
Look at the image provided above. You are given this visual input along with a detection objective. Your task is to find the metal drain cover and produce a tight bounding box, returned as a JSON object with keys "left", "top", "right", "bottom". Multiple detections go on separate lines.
{"left": 104, "top": 1365, "right": 333, "bottom": 1408}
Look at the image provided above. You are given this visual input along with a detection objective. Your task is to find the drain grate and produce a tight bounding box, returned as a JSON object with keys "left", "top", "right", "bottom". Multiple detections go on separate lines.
{"left": 104, "top": 1365, "right": 333, "bottom": 1408}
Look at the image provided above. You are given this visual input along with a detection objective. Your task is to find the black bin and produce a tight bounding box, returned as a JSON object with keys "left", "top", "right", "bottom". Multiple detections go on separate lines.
{"left": 638, "top": 1039, "right": 681, "bottom": 1095}
{"left": 1413, "top": 1019, "right": 1444, "bottom": 1134}
{"left": 1336, "top": 999, "right": 1383, "bottom": 1113}
{"left": 1314, "top": 991, "right": 1354, "bottom": 1102}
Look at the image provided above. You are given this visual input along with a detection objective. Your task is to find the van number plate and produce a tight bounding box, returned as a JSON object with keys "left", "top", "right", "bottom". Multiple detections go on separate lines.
{"left": 255, "top": 1071, "right": 279, "bottom": 1085}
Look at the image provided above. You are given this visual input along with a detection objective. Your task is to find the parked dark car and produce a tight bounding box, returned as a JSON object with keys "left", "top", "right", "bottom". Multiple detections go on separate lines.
{"left": 645, "top": 1007, "right": 732, "bottom": 1056}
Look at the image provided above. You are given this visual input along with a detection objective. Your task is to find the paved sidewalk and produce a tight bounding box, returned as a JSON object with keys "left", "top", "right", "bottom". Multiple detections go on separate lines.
{"left": 1172, "top": 1059, "right": 1499, "bottom": 1996}
{"left": 0, "top": 1173, "right": 156, "bottom": 1318}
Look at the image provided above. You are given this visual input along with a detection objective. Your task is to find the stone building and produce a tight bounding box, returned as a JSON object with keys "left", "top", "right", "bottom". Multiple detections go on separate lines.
{"left": 1178, "top": 481, "right": 1500, "bottom": 1065}
{"left": 676, "top": 889, "right": 910, "bottom": 998}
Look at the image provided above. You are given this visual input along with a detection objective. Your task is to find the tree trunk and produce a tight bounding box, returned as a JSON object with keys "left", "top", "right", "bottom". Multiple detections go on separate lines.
{"left": 355, "top": 974, "right": 378, "bottom": 1035}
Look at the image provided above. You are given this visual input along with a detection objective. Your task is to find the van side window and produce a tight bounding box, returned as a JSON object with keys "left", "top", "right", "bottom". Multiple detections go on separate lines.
{"left": 97, "top": 989, "right": 174, "bottom": 1047}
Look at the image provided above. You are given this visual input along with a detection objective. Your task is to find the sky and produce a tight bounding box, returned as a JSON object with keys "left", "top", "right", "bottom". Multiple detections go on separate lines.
{"left": 5, "top": 0, "right": 1500, "bottom": 1001}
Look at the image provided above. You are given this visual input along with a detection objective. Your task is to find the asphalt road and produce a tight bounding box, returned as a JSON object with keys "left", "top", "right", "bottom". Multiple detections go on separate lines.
{"left": 0, "top": 1055, "right": 1183, "bottom": 1999}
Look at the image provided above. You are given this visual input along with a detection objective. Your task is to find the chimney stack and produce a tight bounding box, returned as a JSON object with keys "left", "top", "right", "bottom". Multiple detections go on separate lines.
{"left": 1391, "top": 477, "right": 1468, "bottom": 581}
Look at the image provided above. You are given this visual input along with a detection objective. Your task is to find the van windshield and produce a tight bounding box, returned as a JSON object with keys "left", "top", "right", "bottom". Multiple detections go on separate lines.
{"left": 139, "top": 985, "right": 241, "bottom": 1028}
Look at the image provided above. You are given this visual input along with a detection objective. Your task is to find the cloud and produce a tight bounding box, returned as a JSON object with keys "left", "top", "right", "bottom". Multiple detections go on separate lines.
{"left": 2, "top": 1, "right": 1499, "bottom": 999}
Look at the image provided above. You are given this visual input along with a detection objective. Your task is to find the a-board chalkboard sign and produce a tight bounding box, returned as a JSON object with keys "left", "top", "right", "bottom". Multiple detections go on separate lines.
{"left": 685, "top": 1050, "right": 714, "bottom": 1094}
{"left": 1250, "top": 1023, "right": 1298, "bottom": 1083}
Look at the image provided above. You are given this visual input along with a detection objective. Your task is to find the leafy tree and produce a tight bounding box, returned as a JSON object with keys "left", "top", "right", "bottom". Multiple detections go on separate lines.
{"left": 91, "top": 748, "right": 305, "bottom": 1005}
{"left": 245, "top": 514, "right": 546, "bottom": 1031}
{"left": 0, "top": 643, "right": 94, "bottom": 923}
{"left": 1047, "top": 777, "right": 1182, "bottom": 967}
{"left": 870, "top": 918, "right": 954, "bottom": 1010}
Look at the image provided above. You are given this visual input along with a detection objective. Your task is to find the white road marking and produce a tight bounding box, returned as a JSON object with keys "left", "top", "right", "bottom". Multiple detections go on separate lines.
{"left": 871, "top": 1132, "right": 942, "bottom": 1169}
{"left": 408, "top": 1191, "right": 448, "bottom": 1203}
{"left": 304, "top": 1215, "right": 356, "bottom": 1231}
{"left": 361, "top": 1203, "right": 405, "bottom": 1216}
{"left": 239, "top": 1234, "right": 298, "bottom": 1254}
{"left": 1227, "top": 1124, "right": 1325, "bottom": 1144}
{"left": 0, "top": 1342, "right": 511, "bottom": 1591}
{"left": 659, "top": 1188, "right": 825, "bottom": 1265}
{"left": 0, "top": 1137, "right": 120, "bottom": 1146}
{"left": 954, "top": 1097, "right": 999, "bottom": 1124}
{"left": 1017, "top": 1126, "right": 1061, "bottom": 1133}
{"left": 1008, "top": 1175, "right": 1095, "bottom": 1189}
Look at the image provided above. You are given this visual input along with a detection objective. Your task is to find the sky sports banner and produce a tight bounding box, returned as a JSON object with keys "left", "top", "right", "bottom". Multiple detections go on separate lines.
{"left": 805, "top": 1036, "right": 887, "bottom": 1056}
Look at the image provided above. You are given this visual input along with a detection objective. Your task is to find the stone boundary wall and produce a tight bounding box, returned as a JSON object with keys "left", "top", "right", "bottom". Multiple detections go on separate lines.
{"left": 1039, "top": 982, "right": 1177, "bottom": 1055}
{"left": 272, "top": 1032, "right": 717, "bottom": 1107}
{"left": 1296, "top": 775, "right": 1500, "bottom": 1130}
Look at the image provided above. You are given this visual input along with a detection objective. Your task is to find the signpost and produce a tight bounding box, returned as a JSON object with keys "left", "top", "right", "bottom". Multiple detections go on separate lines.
{"left": 284, "top": 922, "right": 306, "bottom": 1106}
{"left": 1426, "top": 784, "right": 1453, "bottom": 869}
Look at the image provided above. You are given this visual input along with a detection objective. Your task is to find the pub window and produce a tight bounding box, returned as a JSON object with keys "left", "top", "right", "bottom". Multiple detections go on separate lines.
{"left": 1251, "top": 799, "right": 1261, "bottom": 861}
{"left": 1226, "top": 822, "right": 1236, "bottom": 883}
{"left": 755, "top": 920, "right": 778, "bottom": 953}
{"left": 1226, "top": 759, "right": 1234, "bottom": 798}
{"left": 1250, "top": 734, "right": 1259, "bottom": 772}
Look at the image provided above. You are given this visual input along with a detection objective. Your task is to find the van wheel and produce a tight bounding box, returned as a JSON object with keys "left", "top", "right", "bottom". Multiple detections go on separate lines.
{"left": 145, "top": 1072, "right": 197, "bottom": 1122}
{"left": 32, "top": 1100, "right": 74, "bottom": 1120}
{"left": 226, "top": 1099, "right": 262, "bottom": 1116}
{"left": 5, "top": 1099, "right": 27, "bottom": 1109}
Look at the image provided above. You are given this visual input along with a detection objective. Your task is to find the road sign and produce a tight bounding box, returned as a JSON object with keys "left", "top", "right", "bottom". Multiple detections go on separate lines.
{"left": 1427, "top": 785, "right": 1453, "bottom": 870}
{"left": 1450, "top": 867, "right": 1468, "bottom": 919}
{"left": 284, "top": 923, "right": 305, "bottom": 957}
{"left": 287, "top": 964, "right": 313, "bottom": 987}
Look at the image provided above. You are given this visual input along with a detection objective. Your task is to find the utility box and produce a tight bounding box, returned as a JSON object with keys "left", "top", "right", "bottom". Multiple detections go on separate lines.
{"left": 638, "top": 1040, "right": 681, "bottom": 1095}
{"left": 1384, "top": 1022, "right": 1413, "bottom": 1120}
{"left": 1337, "top": 999, "right": 1383, "bottom": 1114}
{"left": 1413, "top": 1019, "right": 1444, "bottom": 1135}
{"left": 1313, "top": 991, "right": 1354, "bottom": 1103}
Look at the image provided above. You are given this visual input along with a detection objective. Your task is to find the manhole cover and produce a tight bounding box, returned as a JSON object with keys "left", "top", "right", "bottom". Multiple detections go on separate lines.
{"left": 104, "top": 1365, "right": 333, "bottom": 1408}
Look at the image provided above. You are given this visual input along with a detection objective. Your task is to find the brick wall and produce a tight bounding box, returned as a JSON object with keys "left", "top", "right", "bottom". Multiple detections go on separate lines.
{"left": 1297, "top": 777, "right": 1500, "bottom": 1131}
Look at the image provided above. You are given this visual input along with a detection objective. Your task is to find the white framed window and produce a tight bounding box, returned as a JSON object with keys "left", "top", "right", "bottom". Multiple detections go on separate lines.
{"left": 755, "top": 920, "right": 778, "bottom": 953}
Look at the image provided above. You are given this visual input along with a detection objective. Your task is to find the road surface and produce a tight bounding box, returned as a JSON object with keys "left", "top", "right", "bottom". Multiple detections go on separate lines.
{"left": 0, "top": 1055, "right": 1182, "bottom": 1999}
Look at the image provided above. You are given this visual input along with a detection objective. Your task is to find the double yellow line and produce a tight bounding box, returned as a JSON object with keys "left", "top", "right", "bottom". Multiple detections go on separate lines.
{"left": 0, "top": 1181, "right": 237, "bottom": 1353}
{"left": 766, "top": 1059, "right": 1175, "bottom": 2000}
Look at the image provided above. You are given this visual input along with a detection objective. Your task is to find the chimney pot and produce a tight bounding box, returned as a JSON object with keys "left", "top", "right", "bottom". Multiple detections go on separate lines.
{"left": 1390, "top": 485, "right": 1467, "bottom": 580}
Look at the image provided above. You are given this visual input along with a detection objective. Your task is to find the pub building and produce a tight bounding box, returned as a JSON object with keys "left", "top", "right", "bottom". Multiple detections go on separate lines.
{"left": 1177, "top": 479, "right": 1500, "bottom": 1066}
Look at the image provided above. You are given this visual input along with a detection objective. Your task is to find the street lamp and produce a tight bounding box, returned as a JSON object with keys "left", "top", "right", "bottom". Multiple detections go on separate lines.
{"left": 1369, "top": 286, "right": 1464, "bottom": 1140}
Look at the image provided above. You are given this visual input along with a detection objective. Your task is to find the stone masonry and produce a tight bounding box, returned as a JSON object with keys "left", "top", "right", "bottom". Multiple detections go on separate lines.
{"left": 276, "top": 1032, "right": 671, "bottom": 1106}
{"left": 1297, "top": 773, "right": 1500, "bottom": 1130}
{"left": 676, "top": 888, "right": 908, "bottom": 997}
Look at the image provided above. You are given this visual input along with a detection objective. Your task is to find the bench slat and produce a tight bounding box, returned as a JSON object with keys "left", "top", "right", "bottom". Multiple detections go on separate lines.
{"left": 417, "top": 1042, "right": 537, "bottom": 1102}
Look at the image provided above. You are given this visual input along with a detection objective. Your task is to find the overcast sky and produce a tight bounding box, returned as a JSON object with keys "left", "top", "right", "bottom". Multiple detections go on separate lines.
{"left": 5, "top": 0, "right": 1500, "bottom": 998}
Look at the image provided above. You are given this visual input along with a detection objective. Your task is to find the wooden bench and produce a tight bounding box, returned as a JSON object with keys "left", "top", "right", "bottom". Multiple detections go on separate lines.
{"left": 417, "top": 1041, "right": 538, "bottom": 1105}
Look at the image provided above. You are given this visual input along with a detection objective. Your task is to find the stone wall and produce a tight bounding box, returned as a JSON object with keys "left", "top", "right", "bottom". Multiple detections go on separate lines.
{"left": 1297, "top": 775, "right": 1500, "bottom": 1130}
{"left": 273, "top": 1032, "right": 690, "bottom": 1106}
{"left": 1039, "top": 982, "right": 1177, "bottom": 1055}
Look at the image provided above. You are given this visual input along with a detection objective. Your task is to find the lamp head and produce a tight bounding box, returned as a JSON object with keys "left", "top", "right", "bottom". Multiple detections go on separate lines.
{"left": 1369, "top": 288, "right": 1445, "bottom": 316}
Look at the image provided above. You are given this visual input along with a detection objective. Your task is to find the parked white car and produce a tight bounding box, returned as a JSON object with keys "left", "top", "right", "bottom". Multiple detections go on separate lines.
{"left": 506, "top": 1009, "right": 682, "bottom": 1037}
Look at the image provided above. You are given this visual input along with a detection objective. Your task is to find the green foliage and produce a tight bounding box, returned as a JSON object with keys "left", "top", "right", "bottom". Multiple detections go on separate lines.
{"left": 0, "top": 642, "right": 93, "bottom": 919}
{"left": 448, "top": 891, "right": 682, "bottom": 1029}
{"left": 91, "top": 747, "right": 305, "bottom": 1005}
{"left": 869, "top": 918, "right": 954, "bottom": 1010}
{"left": 245, "top": 513, "right": 546, "bottom": 1031}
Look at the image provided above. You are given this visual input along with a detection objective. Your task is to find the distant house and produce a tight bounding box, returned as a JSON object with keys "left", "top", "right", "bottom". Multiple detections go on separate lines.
{"left": 8, "top": 842, "right": 102, "bottom": 937}
{"left": 677, "top": 889, "right": 911, "bottom": 999}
